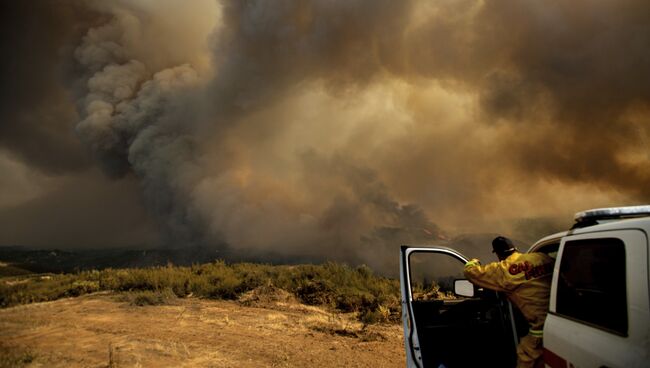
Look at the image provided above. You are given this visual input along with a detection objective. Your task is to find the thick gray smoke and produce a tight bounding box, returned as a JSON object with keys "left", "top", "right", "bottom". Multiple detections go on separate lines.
{"left": 1, "top": 0, "right": 649, "bottom": 272}
{"left": 65, "top": 0, "right": 449, "bottom": 268}
{"left": 71, "top": 1, "right": 216, "bottom": 247}
{"left": 0, "top": 1, "right": 92, "bottom": 174}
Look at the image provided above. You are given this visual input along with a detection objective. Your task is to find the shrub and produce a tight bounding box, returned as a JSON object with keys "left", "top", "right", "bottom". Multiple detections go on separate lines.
{"left": 296, "top": 280, "right": 335, "bottom": 306}
{"left": 68, "top": 281, "right": 100, "bottom": 296}
{"left": 360, "top": 309, "right": 383, "bottom": 324}
{"left": 121, "top": 288, "right": 177, "bottom": 306}
{"left": 0, "top": 260, "right": 405, "bottom": 324}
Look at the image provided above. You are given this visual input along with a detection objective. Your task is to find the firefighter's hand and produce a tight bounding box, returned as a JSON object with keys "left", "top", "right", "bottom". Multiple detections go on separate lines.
{"left": 464, "top": 259, "right": 481, "bottom": 268}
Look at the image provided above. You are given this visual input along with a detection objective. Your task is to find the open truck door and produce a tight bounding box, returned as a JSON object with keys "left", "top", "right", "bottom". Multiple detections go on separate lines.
{"left": 400, "top": 246, "right": 519, "bottom": 368}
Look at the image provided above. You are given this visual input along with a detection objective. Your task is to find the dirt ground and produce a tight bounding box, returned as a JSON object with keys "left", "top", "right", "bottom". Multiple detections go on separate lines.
{"left": 0, "top": 292, "right": 405, "bottom": 367}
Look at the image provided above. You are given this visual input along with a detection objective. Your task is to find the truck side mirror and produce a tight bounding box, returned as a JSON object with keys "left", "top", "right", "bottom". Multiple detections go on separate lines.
{"left": 454, "top": 279, "right": 475, "bottom": 298}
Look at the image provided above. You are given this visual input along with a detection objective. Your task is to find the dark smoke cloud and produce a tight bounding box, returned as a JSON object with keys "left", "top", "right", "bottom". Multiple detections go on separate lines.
{"left": 1, "top": 0, "right": 649, "bottom": 273}
{"left": 0, "top": 1, "right": 95, "bottom": 173}
{"left": 208, "top": 0, "right": 415, "bottom": 110}
{"left": 0, "top": 168, "right": 158, "bottom": 248}
{"left": 473, "top": 0, "right": 650, "bottom": 197}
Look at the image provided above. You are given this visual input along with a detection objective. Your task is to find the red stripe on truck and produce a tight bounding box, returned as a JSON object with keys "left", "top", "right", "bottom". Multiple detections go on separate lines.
{"left": 543, "top": 348, "right": 567, "bottom": 368}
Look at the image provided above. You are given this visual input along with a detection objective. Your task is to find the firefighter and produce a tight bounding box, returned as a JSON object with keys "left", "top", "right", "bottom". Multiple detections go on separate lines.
{"left": 464, "top": 236, "right": 554, "bottom": 368}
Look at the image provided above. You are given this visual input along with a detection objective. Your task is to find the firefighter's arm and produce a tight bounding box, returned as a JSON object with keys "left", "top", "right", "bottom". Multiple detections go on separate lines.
{"left": 463, "top": 259, "right": 510, "bottom": 292}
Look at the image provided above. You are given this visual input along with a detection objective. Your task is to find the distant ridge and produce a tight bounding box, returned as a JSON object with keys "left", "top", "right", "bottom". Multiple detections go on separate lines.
{"left": 0, "top": 246, "right": 226, "bottom": 274}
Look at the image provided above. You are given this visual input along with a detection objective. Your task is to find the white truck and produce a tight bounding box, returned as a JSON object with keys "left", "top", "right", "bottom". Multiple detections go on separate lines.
{"left": 400, "top": 205, "right": 650, "bottom": 368}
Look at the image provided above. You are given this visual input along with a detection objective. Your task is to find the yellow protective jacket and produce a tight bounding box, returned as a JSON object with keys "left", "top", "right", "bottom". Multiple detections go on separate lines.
{"left": 464, "top": 251, "right": 554, "bottom": 330}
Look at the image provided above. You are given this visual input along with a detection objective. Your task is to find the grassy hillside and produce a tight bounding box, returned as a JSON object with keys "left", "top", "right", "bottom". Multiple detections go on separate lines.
{"left": 0, "top": 261, "right": 404, "bottom": 324}
{"left": 0, "top": 263, "right": 32, "bottom": 277}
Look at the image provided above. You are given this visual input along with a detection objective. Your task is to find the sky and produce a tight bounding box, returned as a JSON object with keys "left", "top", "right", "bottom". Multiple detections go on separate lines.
{"left": 0, "top": 0, "right": 648, "bottom": 271}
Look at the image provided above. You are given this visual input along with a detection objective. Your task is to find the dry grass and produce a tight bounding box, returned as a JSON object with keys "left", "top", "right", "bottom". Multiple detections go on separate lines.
{"left": 0, "top": 294, "right": 406, "bottom": 367}
{"left": 0, "top": 345, "right": 35, "bottom": 368}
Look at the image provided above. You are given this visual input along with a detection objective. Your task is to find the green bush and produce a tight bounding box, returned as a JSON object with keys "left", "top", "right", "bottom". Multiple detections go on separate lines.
{"left": 69, "top": 281, "right": 100, "bottom": 296}
{"left": 296, "top": 280, "right": 335, "bottom": 306}
{"left": 120, "top": 288, "right": 177, "bottom": 306}
{"left": 0, "top": 260, "right": 404, "bottom": 324}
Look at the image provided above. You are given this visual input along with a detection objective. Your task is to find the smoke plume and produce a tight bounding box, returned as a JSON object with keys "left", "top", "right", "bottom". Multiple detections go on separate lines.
{"left": 1, "top": 0, "right": 649, "bottom": 272}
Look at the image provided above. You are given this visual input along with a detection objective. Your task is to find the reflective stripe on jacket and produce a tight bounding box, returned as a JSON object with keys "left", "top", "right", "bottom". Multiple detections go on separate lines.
{"left": 464, "top": 251, "right": 554, "bottom": 330}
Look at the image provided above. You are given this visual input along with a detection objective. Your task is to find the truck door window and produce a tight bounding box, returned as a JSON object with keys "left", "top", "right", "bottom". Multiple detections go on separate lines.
{"left": 556, "top": 238, "right": 628, "bottom": 336}
{"left": 409, "top": 252, "right": 464, "bottom": 301}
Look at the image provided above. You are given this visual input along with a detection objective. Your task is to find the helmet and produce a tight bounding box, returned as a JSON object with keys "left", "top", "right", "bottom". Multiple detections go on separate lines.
{"left": 492, "top": 236, "right": 516, "bottom": 254}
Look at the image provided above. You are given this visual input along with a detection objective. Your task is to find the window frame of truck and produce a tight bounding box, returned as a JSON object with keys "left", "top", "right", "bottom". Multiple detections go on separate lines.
{"left": 543, "top": 219, "right": 650, "bottom": 368}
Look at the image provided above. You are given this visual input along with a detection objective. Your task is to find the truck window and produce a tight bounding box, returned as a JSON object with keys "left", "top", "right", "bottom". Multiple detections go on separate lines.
{"left": 556, "top": 238, "right": 628, "bottom": 336}
{"left": 408, "top": 251, "right": 464, "bottom": 301}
